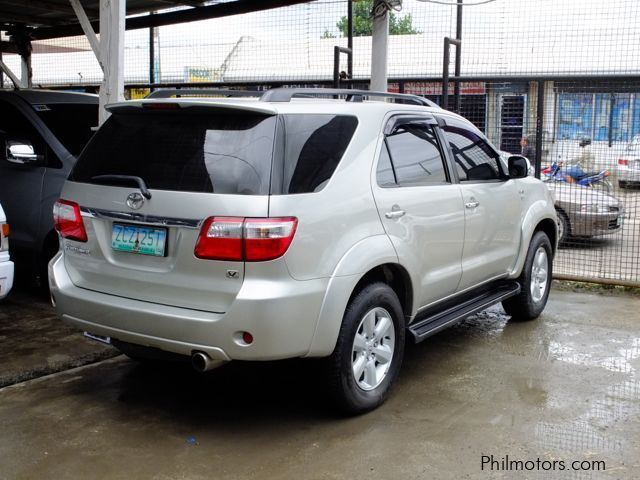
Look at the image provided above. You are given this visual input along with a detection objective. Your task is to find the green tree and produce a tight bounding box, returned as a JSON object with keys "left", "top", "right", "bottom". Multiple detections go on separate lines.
{"left": 335, "top": 0, "right": 420, "bottom": 37}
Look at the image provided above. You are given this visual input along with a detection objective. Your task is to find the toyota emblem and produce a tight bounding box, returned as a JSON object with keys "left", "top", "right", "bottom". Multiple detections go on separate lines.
{"left": 126, "top": 192, "right": 145, "bottom": 210}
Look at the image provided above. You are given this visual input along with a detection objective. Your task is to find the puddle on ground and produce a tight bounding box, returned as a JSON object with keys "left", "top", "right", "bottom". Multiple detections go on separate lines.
{"left": 547, "top": 337, "right": 640, "bottom": 374}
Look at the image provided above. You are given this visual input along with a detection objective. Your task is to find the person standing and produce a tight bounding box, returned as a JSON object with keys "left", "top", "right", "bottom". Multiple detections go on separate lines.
{"left": 520, "top": 135, "right": 536, "bottom": 160}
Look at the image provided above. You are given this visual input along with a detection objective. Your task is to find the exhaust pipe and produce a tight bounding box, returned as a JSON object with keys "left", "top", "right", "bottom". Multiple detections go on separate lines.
{"left": 191, "top": 351, "right": 224, "bottom": 372}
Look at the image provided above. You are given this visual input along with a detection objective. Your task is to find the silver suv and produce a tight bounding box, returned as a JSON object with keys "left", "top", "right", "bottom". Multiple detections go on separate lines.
{"left": 50, "top": 88, "right": 557, "bottom": 413}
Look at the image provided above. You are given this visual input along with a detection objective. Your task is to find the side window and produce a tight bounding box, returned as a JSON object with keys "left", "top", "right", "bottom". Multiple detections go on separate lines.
{"left": 376, "top": 142, "right": 397, "bottom": 187}
{"left": 0, "top": 100, "right": 54, "bottom": 167}
{"left": 442, "top": 121, "right": 503, "bottom": 181}
{"left": 282, "top": 114, "right": 358, "bottom": 194}
{"left": 383, "top": 123, "right": 448, "bottom": 187}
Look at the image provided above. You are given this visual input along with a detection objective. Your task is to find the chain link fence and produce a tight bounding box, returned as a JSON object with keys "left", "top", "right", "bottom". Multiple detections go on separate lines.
{"left": 2, "top": 0, "right": 639, "bottom": 286}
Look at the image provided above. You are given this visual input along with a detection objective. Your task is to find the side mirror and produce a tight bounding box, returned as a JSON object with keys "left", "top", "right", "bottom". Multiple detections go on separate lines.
{"left": 508, "top": 155, "right": 529, "bottom": 178}
{"left": 6, "top": 140, "right": 42, "bottom": 165}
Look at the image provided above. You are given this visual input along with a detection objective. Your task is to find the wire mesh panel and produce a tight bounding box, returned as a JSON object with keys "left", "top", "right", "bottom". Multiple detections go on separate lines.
{"left": 544, "top": 81, "right": 640, "bottom": 285}
{"left": 3, "top": 0, "right": 639, "bottom": 285}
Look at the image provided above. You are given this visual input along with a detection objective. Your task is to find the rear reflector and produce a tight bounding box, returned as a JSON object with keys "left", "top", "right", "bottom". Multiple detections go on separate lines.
{"left": 195, "top": 217, "right": 297, "bottom": 262}
{"left": 1, "top": 223, "right": 8, "bottom": 238}
{"left": 53, "top": 199, "right": 88, "bottom": 242}
{"left": 618, "top": 158, "right": 629, "bottom": 166}
{"left": 242, "top": 332, "right": 254, "bottom": 344}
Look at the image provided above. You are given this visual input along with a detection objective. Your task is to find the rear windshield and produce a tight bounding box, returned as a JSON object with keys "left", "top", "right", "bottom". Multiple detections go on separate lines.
{"left": 35, "top": 103, "right": 98, "bottom": 156}
{"left": 70, "top": 111, "right": 277, "bottom": 195}
{"left": 70, "top": 110, "right": 358, "bottom": 195}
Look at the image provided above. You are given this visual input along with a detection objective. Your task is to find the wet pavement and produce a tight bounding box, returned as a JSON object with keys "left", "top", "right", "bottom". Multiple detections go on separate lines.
{"left": 0, "top": 288, "right": 639, "bottom": 479}
{"left": 0, "top": 289, "right": 117, "bottom": 388}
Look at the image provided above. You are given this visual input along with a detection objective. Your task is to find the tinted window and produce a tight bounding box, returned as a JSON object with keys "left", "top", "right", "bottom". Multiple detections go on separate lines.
{"left": 376, "top": 142, "right": 397, "bottom": 187}
{"left": 34, "top": 103, "right": 98, "bottom": 156}
{"left": 282, "top": 115, "right": 358, "bottom": 193}
{"left": 385, "top": 123, "right": 447, "bottom": 186}
{"left": 442, "top": 121, "right": 502, "bottom": 181}
{"left": 0, "top": 100, "right": 52, "bottom": 166}
{"left": 70, "top": 111, "right": 277, "bottom": 195}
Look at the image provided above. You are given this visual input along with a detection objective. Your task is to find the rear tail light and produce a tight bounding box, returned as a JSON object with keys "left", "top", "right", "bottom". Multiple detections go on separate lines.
{"left": 53, "top": 199, "right": 88, "bottom": 242}
{"left": 195, "top": 216, "right": 297, "bottom": 262}
{"left": 618, "top": 158, "right": 629, "bottom": 166}
{"left": 244, "top": 218, "right": 298, "bottom": 261}
{"left": 0, "top": 222, "right": 8, "bottom": 252}
{"left": 194, "top": 217, "right": 244, "bottom": 260}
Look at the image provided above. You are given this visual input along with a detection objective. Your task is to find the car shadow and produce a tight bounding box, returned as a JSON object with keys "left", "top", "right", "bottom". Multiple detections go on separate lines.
{"left": 104, "top": 357, "right": 345, "bottom": 422}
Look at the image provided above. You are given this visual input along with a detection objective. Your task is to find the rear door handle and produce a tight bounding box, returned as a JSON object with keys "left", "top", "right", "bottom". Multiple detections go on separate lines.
{"left": 385, "top": 209, "right": 406, "bottom": 219}
{"left": 465, "top": 200, "right": 480, "bottom": 209}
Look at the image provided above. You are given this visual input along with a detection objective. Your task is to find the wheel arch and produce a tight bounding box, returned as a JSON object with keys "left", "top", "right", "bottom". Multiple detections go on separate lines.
{"left": 535, "top": 217, "right": 558, "bottom": 257}
{"left": 305, "top": 235, "right": 414, "bottom": 357}
{"left": 554, "top": 206, "right": 571, "bottom": 241}
{"left": 348, "top": 263, "right": 413, "bottom": 321}
{"left": 509, "top": 201, "right": 558, "bottom": 278}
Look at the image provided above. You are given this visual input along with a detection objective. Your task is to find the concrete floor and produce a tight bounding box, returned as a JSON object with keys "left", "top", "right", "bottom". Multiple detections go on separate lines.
{"left": 0, "top": 290, "right": 117, "bottom": 387}
{"left": 0, "top": 289, "right": 639, "bottom": 479}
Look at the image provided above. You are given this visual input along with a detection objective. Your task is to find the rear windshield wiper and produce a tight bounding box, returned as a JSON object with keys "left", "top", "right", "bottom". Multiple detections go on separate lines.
{"left": 90, "top": 175, "right": 152, "bottom": 199}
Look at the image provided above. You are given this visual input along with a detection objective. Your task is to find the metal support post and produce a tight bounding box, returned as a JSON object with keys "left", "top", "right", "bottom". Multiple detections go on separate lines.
{"left": 333, "top": 46, "right": 352, "bottom": 88}
{"left": 99, "top": 0, "right": 126, "bottom": 124}
{"left": 371, "top": 1, "right": 389, "bottom": 93}
{"left": 347, "top": 0, "right": 353, "bottom": 81}
{"left": 534, "top": 80, "right": 545, "bottom": 178}
{"left": 608, "top": 93, "right": 615, "bottom": 148}
{"left": 453, "top": 0, "right": 463, "bottom": 113}
{"left": 149, "top": 23, "right": 155, "bottom": 85}
{"left": 442, "top": 37, "right": 461, "bottom": 110}
{"left": 10, "top": 27, "right": 32, "bottom": 88}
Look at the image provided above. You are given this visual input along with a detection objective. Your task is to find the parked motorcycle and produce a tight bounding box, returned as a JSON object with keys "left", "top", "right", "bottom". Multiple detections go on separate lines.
{"left": 544, "top": 137, "right": 613, "bottom": 192}
{"left": 543, "top": 162, "right": 613, "bottom": 193}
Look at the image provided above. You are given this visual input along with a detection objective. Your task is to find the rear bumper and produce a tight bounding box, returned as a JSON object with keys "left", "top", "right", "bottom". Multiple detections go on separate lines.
{"left": 0, "top": 257, "right": 14, "bottom": 300}
{"left": 49, "top": 253, "right": 329, "bottom": 361}
{"left": 617, "top": 168, "right": 640, "bottom": 183}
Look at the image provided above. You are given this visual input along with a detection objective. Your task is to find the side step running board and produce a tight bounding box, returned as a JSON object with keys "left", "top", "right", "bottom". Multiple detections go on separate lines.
{"left": 408, "top": 281, "right": 521, "bottom": 343}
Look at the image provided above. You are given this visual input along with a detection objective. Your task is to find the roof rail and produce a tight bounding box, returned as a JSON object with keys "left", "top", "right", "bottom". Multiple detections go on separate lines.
{"left": 259, "top": 88, "right": 439, "bottom": 108}
{"left": 146, "top": 88, "right": 262, "bottom": 99}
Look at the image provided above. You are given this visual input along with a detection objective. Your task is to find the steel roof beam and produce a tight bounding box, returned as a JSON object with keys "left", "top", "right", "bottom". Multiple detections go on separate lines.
{"left": 0, "top": 9, "right": 63, "bottom": 27}
{"left": 2, "top": 0, "right": 99, "bottom": 17}
{"left": 31, "top": 0, "right": 313, "bottom": 40}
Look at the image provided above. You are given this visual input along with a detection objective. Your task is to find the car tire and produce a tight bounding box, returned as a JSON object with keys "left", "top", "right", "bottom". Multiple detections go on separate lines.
{"left": 325, "top": 282, "right": 405, "bottom": 414}
{"left": 555, "top": 209, "right": 570, "bottom": 245}
{"left": 502, "top": 231, "right": 553, "bottom": 321}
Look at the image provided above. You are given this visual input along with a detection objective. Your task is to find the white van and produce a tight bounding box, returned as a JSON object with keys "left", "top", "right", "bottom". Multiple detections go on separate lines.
{"left": 0, "top": 202, "right": 14, "bottom": 300}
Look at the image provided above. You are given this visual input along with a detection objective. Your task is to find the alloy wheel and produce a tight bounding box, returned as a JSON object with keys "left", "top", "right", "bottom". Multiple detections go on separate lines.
{"left": 351, "top": 307, "right": 396, "bottom": 391}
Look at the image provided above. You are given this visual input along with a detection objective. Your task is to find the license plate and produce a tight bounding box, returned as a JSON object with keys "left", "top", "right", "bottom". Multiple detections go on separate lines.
{"left": 111, "top": 223, "right": 167, "bottom": 257}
